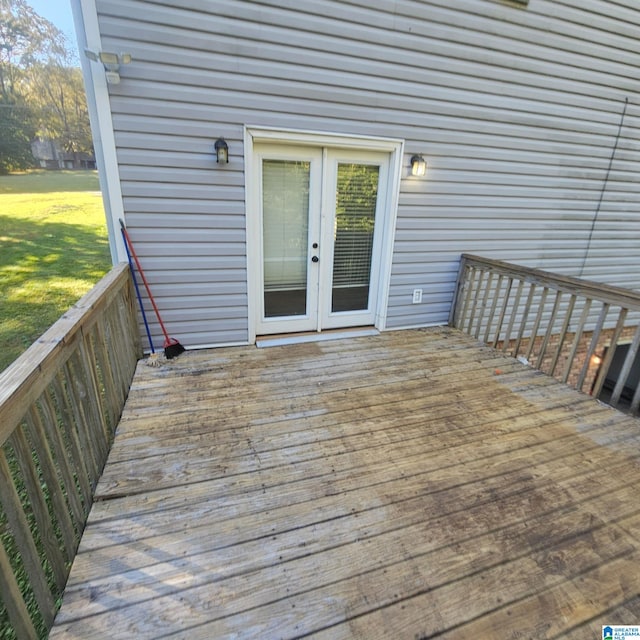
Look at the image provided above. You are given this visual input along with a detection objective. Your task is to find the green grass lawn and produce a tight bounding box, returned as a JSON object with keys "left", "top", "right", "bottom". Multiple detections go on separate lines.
{"left": 0, "top": 170, "right": 111, "bottom": 373}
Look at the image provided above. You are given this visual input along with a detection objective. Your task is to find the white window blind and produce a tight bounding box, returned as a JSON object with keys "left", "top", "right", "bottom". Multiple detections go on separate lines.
{"left": 332, "top": 163, "right": 379, "bottom": 288}
{"left": 262, "top": 159, "right": 310, "bottom": 290}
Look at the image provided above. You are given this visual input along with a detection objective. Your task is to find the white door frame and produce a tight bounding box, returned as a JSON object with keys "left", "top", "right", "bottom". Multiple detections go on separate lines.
{"left": 319, "top": 148, "right": 390, "bottom": 330}
{"left": 254, "top": 143, "right": 323, "bottom": 335}
{"left": 245, "top": 126, "right": 404, "bottom": 344}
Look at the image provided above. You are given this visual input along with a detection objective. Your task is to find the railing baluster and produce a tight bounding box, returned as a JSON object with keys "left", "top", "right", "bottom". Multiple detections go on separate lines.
{"left": 492, "top": 277, "right": 514, "bottom": 349}
{"left": 484, "top": 274, "right": 505, "bottom": 344}
{"left": 537, "top": 291, "right": 563, "bottom": 373}
{"left": 514, "top": 282, "right": 536, "bottom": 358}
{"left": 120, "top": 289, "right": 142, "bottom": 386}
{"left": 107, "top": 301, "right": 132, "bottom": 403}
{"left": 525, "top": 287, "right": 549, "bottom": 365}
{"left": 475, "top": 271, "right": 494, "bottom": 340}
{"left": 92, "top": 315, "right": 121, "bottom": 429}
{"left": 502, "top": 279, "right": 524, "bottom": 355}
{"left": 577, "top": 302, "right": 609, "bottom": 392}
{"left": 591, "top": 307, "right": 628, "bottom": 399}
{"left": 466, "top": 268, "right": 483, "bottom": 336}
{"left": 562, "top": 298, "right": 592, "bottom": 384}
{"left": 549, "top": 294, "right": 577, "bottom": 377}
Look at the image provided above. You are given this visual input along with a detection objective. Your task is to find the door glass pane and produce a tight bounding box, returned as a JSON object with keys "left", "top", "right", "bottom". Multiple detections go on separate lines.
{"left": 332, "top": 163, "right": 379, "bottom": 312}
{"left": 263, "top": 159, "right": 310, "bottom": 317}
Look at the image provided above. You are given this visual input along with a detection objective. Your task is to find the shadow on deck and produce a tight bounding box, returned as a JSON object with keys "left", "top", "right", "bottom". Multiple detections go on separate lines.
{"left": 50, "top": 327, "right": 640, "bottom": 639}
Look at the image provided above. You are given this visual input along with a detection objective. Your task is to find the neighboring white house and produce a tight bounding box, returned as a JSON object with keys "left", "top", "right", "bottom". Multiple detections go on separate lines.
{"left": 72, "top": 0, "right": 640, "bottom": 350}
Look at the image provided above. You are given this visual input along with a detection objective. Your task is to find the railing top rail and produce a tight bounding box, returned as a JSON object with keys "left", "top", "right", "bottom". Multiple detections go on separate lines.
{"left": 460, "top": 254, "right": 640, "bottom": 311}
{"left": 0, "top": 262, "right": 130, "bottom": 446}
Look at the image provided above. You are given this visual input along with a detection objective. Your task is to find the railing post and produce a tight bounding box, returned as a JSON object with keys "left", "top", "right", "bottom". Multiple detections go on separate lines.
{"left": 449, "top": 254, "right": 469, "bottom": 328}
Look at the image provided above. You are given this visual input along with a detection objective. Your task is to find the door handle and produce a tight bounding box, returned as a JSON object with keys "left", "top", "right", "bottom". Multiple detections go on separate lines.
{"left": 311, "top": 256, "right": 319, "bottom": 263}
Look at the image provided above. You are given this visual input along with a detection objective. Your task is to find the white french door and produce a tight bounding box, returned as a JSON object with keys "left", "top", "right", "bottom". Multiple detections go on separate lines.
{"left": 253, "top": 143, "right": 391, "bottom": 335}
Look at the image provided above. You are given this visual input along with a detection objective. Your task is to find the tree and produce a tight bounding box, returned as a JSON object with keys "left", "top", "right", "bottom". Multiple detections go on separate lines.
{"left": 27, "top": 63, "right": 94, "bottom": 161}
{"left": 0, "top": 0, "right": 91, "bottom": 173}
{"left": 0, "top": 98, "right": 33, "bottom": 172}
{"left": 0, "top": 0, "right": 66, "bottom": 98}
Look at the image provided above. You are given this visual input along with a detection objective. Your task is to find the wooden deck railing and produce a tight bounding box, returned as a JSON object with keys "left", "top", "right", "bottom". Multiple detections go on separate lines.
{"left": 450, "top": 254, "right": 640, "bottom": 415}
{"left": 0, "top": 263, "right": 141, "bottom": 639}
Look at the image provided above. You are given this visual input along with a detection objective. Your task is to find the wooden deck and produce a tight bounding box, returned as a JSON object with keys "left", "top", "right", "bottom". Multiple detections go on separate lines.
{"left": 49, "top": 327, "right": 640, "bottom": 639}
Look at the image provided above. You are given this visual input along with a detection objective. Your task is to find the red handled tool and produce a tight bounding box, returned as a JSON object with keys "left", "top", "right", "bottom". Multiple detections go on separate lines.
{"left": 120, "top": 219, "right": 186, "bottom": 359}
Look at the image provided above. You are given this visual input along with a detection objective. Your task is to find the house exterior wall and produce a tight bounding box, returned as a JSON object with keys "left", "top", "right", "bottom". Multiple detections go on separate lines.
{"left": 86, "top": 0, "right": 640, "bottom": 348}
{"left": 31, "top": 138, "right": 97, "bottom": 170}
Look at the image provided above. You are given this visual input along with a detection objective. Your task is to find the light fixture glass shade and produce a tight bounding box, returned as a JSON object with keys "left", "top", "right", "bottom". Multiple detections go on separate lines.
{"left": 411, "top": 155, "right": 427, "bottom": 177}
{"left": 215, "top": 138, "right": 229, "bottom": 163}
{"left": 99, "top": 51, "right": 119, "bottom": 66}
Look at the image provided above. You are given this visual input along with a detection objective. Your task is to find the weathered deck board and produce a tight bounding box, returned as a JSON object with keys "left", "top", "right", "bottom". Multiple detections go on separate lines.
{"left": 50, "top": 327, "right": 640, "bottom": 639}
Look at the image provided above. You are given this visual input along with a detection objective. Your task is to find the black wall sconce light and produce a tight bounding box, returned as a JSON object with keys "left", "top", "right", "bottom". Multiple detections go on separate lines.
{"left": 215, "top": 138, "right": 229, "bottom": 164}
{"left": 411, "top": 155, "right": 427, "bottom": 177}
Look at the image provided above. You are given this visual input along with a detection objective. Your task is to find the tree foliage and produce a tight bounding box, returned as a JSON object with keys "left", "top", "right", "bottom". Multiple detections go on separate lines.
{"left": 0, "top": 98, "right": 33, "bottom": 172}
{"left": 27, "top": 63, "right": 93, "bottom": 156}
{"left": 0, "top": 0, "right": 92, "bottom": 174}
{"left": 0, "top": 0, "right": 66, "bottom": 95}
